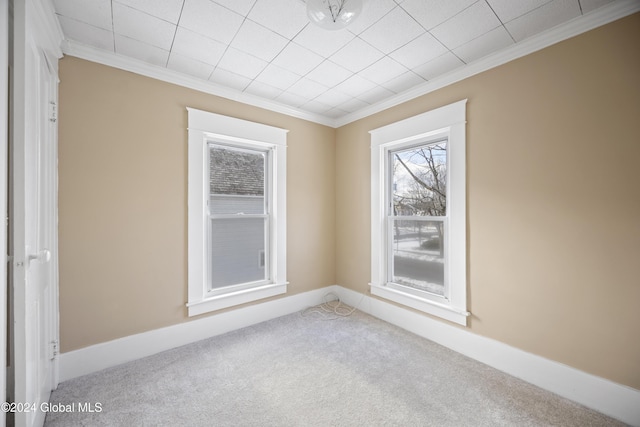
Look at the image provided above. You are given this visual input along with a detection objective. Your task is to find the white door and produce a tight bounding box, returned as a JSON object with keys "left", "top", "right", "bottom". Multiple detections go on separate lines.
{"left": 10, "top": 2, "right": 59, "bottom": 425}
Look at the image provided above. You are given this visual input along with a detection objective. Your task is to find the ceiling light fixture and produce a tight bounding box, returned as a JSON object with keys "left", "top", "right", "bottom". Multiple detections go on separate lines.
{"left": 306, "top": 0, "right": 363, "bottom": 31}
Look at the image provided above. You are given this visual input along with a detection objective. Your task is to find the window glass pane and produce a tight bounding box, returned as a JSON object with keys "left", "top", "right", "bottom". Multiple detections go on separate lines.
{"left": 210, "top": 217, "right": 267, "bottom": 289}
{"left": 391, "top": 142, "right": 446, "bottom": 217}
{"left": 391, "top": 219, "right": 444, "bottom": 296}
{"left": 209, "top": 145, "right": 266, "bottom": 215}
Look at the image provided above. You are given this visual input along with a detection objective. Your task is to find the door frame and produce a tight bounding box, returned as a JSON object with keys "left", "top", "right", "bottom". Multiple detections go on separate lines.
{"left": 8, "top": 1, "right": 62, "bottom": 425}
{"left": 1, "top": 0, "right": 10, "bottom": 424}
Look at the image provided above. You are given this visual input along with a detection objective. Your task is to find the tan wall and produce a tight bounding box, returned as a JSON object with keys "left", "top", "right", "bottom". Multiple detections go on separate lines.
{"left": 336, "top": 13, "right": 640, "bottom": 389}
{"left": 58, "top": 57, "right": 336, "bottom": 352}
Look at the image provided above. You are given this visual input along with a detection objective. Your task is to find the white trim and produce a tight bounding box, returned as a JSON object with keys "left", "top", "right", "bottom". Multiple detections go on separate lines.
{"left": 336, "top": 286, "right": 640, "bottom": 427}
{"left": 187, "top": 107, "right": 289, "bottom": 146}
{"left": 58, "top": 285, "right": 339, "bottom": 382}
{"left": 59, "top": 1, "right": 639, "bottom": 128}
{"left": 369, "top": 282, "right": 469, "bottom": 325}
{"left": 0, "top": 1, "right": 8, "bottom": 424}
{"left": 186, "top": 282, "right": 287, "bottom": 317}
{"left": 370, "top": 100, "right": 468, "bottom": 325}
{"left": 187, "top": 108, "right": 288, "bottom": 317}
{"left": 30, "top": 0, "right": 64, "bottom": 64}
{"left": 62, "top": 40, "right": 335, "bottom": 127}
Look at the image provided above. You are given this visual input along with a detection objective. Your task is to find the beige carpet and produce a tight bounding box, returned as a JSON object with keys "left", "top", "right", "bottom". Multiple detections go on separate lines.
{"left": 45, "top": 307, "right": 625, "bottom": 426}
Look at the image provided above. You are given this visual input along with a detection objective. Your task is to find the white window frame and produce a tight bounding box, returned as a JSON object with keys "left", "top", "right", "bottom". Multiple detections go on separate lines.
{"left": 187, "top": 108, "right": 288, "bottom": 317}
{"left": 369, "top": 100, "right": 469, "bottom": 326}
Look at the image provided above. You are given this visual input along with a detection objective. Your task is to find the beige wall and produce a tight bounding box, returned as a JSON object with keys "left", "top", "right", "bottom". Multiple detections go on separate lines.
{"left": 58, "top": 57, "right": 336, "bottom": 352}
{"left": 336, "top": 13, "right": 640, "bottom": 389}
{"left": 59, "top": 13, "right": 639, "bottom": 390}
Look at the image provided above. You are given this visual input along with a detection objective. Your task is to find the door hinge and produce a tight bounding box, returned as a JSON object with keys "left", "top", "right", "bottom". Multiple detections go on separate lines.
{"left": 49, "top": 101, "right": 57, "bottom": 123}
{"left": 50, "top": 340, "right": 59, "bottom": 360}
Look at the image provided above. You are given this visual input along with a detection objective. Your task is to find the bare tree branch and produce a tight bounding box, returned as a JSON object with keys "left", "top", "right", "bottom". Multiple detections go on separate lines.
{"left": 394, "top": 154, "right": 446, "bottom": 199}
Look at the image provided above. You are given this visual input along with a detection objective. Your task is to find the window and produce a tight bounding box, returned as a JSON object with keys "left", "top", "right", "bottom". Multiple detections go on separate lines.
{"left": 187, "top": 108, "right": 287, "bottom": 317}
{"left": 370, "top": 100, "right": 469, "bottom": 325}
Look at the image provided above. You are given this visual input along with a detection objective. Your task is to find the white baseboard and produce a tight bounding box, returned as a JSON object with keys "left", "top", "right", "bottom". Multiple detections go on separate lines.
{"left": 59, "top": 284, "right": 639, "bottom": 426}
{"left": 336, "top": 285, "right": 640, "bottom": 427}
{"left": 58, "top": 285, "right": 339, "bottom": 383}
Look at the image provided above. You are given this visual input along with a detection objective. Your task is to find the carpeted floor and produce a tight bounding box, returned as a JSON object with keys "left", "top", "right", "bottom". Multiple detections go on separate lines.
{"left": 45, "top": 306, "right": 625, "bottom": 426}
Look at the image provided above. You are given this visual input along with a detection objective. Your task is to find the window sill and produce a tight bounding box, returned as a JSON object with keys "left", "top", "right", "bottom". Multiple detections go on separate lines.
{"left": 187, "top": 282, "right": 288, "bottom": 317}
{"left": 369, "top": 282, "right": 469, "bottom": 326}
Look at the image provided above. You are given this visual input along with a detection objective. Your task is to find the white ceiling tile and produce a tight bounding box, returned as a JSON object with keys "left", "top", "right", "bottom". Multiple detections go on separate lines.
{"left": 275, "top": 91, "right": 309, "bottom": 108}
{"left": 286, "top": 78, "right": 328, "bottom": 99}
{"left": 255, "top": 64, "right": 301, "bottom": 90}
{"left": 293, "top": 25, "right": 355, "bottom": 58}
{"left": 209, "top": 68, "right": 251, "bottom": 91}
{"left": 505, "top": 0, "right": 582, "bottom": 42}
{"left": 56, "top": 16, "right": 115, "bottom": 51}
{"left": 453, "top": 26, "right": 514, "bottom": 63}
{"left": 113, "top": 3, "right": 176, "bottom": 50}
{"left": 244, "top": 81, "right": 283, "bottom": 99}
{"left": 431, "top": 1, "right": 502, "bottom": 49}
{"left": 382, "top": 71, "right": 425, "bottom": 94}
{"left": 330, "top": 38, "right": 384, "bottom": 73}
{"left": 346, "top": 0, "right": 397, "bottom": 34}
{"left": 334, "top": 74, "right": 378, "bottom": 97}
{"left": 413, "top": 52, "right": 465, "bottom": 80}
{"left": 359, "top": 6, "right": 424, "bottom": 54}
{"left": 171, "top": 27, "right": 226, "bottom": 66}
{"left": 211, "top": 0, "right": 256, "bottom": 16}
{"left": 115, "top": 35, "right": 169, "bottom": 66}
{"left": 389, "top": 32, "right": 448, "bottom": 69}
{"left": 313, "top": 88, "right": 352, "bottom": 106}
{"left": 272, "top": 43, "right": 324, "bottom": 76}
{"left": 301, "top": 99, "right": 333, "bottom": 115}
{"left": 337, "top": 97, "right": 370, "bottom": 113}
{"left": 359, "top": 57, "right": 408, "bottom": 85}
{"left": 399, "top": 0, "right": 476, "bottom": 30}
{"left": 167, "top": 53, "right": 214, "bottom": 80}
{"left": 305, "top": 60, "right": 352, "bottom": 87}
{"left": 357, "top": 85, "right": 395, "bottom": 104}
{"left": 487, "top": 0, "right": 553, "bottom": 23}
{"left": 216, "top": 47, "right": 268, "bottom": 79}
{"left": 248, "top": 0, "right": 308, "bottom": 39}
{"left": 114, "top": 0, "right": 184, "bottom": 24}
{"left": 231, "top": 20, "right": 290, "bottom": 62}
{"left": 180, "top": 0, "right": 244, "bottom": 45}
{"left": 323, "top": 108, "right": 350, "bottom": 119}
{"left": 53, "top": 0, "right": 112, "bottom": 30}
{"left": 579, "top": 0, "right": 614, "bottom": 14}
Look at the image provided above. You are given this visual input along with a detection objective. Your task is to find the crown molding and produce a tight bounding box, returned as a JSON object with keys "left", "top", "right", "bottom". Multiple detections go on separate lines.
{"left": 61, "top": 40, "right": 337, "bottom": 128}
{"left": 334, "top": 0, "right": 640, "bottom": 127}
{"left": 61, "top": 0, "right": 638, "bottom": 129}
{"left": 32, "top": 0, "right": 64, "bottom": 61}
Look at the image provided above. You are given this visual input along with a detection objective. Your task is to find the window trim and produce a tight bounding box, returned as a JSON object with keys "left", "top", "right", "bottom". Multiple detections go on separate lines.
{"left": 369, "top": 100, "right": 469, "bottom": 326}
{"left": 187, "top": 108, "right": 288, "bottom": 317}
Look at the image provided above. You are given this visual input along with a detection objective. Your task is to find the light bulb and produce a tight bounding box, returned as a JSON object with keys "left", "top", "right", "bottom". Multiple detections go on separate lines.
{"left": 306, "top": 0, "right": 363, "bottom": 31}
